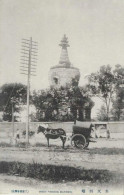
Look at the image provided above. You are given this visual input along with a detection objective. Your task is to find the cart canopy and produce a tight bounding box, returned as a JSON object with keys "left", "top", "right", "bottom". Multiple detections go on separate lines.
{"left": 75, "top": 120, "right": 94, "bottom": 129}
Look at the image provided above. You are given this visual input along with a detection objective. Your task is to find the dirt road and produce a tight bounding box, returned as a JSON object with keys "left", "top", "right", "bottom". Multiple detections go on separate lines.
{"left": 0, "top": 138, "right": 124, "bottom": 172}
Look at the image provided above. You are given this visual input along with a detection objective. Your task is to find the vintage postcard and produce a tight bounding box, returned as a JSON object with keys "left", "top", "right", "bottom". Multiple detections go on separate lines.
{"left": 0, "top": 0, "right": 124, "bottom": 195}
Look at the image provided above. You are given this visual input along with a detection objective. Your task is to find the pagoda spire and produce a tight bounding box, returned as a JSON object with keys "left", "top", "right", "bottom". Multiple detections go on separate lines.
{"left": 59, "top": 34, "right": 71, "bottom": 67}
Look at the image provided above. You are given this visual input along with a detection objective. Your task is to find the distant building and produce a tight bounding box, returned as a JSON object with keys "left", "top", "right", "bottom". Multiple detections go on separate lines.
{"left": 49, "top": 35, "right": 80, "bottom": 88}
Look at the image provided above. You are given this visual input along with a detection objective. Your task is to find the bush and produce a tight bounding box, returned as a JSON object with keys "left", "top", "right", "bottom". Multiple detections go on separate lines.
{"left": 0, "top": 161, "right": 121, "bottom": 184}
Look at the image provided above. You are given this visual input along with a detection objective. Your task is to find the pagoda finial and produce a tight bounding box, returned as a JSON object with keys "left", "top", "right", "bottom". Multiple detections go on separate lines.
{"left": 59, "top": 34, "right": 70, "bottom": 48}
{"left": 59, "top": 34, "right": 71, "bottom": 66}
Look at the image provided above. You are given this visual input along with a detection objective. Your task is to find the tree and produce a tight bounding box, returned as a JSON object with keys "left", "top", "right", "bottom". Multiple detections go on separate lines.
{"left": 32, "top": 86, "right": 94, "bottom": 122}
{"left": 97, "top": 105, "right": 108, "bottom": 121}
{"left": 31, "top": 89, "right": 60, "bottom": 121}
{"left": 113, "top": 64, "right": 124, "bottom": 88}
{"left": 87, "top": 65, "right": 117, "bottom": 121}
{"left": 110, "top": 65, "right": 124, "bottom": 121}
{"left": 111, "top": 90, "right": 124, "bottom": 121}
{"left": 0, "top": 83, "right": 27, "bottom": 121}
{"left": 67, "top": 85, "right": 94, "bottom": 121}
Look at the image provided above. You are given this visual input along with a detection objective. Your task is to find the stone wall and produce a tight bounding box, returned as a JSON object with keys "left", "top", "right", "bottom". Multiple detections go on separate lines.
{"left": 0, "top": 121, "right": 123, "bottom": 137}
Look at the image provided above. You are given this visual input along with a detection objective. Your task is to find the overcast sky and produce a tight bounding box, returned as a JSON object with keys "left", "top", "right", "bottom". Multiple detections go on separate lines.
{"left": 0, "top": 0, "right": 124, "bottom": 116}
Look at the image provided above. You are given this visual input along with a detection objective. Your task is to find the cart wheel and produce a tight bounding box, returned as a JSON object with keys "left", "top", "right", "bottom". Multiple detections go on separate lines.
{"left": 71, "top": 134, "right": 86, "bottom": 149}
{"left": 84, "top": 142, "right": 89, "bottom": 148}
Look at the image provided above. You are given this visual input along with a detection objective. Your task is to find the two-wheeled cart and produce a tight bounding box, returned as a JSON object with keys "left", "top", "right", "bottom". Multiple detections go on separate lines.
{"left": 71, "top": 122, "right": 96, "bottom": 149}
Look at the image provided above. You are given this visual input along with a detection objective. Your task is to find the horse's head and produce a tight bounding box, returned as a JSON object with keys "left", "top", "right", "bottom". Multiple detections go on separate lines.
{"left": 37, "top": 124, "right": 48, "bottom": 134}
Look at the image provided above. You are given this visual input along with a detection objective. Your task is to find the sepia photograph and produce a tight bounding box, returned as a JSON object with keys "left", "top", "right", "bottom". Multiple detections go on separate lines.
{"left": 0, "top": 0, "right": 124, "bottom": 194}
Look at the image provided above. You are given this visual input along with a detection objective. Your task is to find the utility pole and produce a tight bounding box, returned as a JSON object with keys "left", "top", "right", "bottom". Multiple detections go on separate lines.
{"left": 12, "top": 100, "right": 14, "bottom": 137}
{"left": 20, "top": 37, "right": 38, "bottom": 145}
{"left": 11, "top": 96, "right": 16, "bottom": 138}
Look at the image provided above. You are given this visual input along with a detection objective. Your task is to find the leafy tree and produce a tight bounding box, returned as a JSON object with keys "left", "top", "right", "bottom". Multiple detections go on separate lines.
{"left": 97, "top": 105, "right": 108, "bottom": 121}
{"left": 67, "top": 85, "right": 94, "bottom": 121}
{"left": 113, "top": 64, "right": 124, "bottom": 88}
{"left": 87, "top": 65, "right": 119, "bottom": 121}
{"left": 32, "top": 86, "right": 94, "bottom": 122}
{"left": 0, "top": 83, "right": 27, "bottom": 121}
{"left": 110, "top": 65, "right": 124, "bottom": 121}
{"left": 111, "top": 86, "right": 124, "bottom": 121}
{"left": 31, "top": 89, "right": 60, "bottom": 121}
{"left": 111, "top": 97, "right": 124, "bottom": 121}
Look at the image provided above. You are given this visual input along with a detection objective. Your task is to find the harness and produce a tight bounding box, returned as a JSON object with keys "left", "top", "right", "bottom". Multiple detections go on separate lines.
{"left": 44, "top": 128, "right": 65, "bottom": 136}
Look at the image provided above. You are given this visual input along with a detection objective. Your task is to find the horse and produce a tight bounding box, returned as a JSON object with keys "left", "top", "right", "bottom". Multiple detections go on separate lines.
{"left": 37, "top": 124, "right": 66, "bottom": 148}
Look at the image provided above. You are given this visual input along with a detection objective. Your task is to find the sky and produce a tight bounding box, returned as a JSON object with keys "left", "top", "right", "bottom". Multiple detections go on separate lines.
{"left": 0, "top": 0, "right": 124, "bottom": 117}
